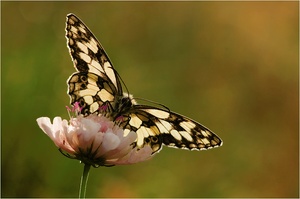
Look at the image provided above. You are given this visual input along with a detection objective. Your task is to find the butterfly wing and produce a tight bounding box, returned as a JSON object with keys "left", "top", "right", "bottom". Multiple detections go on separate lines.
{"left": 66, "top": 14, "right": 123, "bottom": 116}
{"left": 119, "top": 105, "right": 223, "bottom": 153}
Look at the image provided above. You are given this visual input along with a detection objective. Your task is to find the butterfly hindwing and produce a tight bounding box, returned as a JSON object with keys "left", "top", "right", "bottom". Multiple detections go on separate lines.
{"left": 68, "top": 72, "right": 119, "bottom": 116}
{"left": 65, "top": 13, "right": 223, "bottom": 154}
{"left": 119, "top": 106, "right": 222, "bottom": 153}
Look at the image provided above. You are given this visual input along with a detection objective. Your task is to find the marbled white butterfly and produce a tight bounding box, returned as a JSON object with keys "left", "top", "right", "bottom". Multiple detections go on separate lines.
{"left": 65, "top": 13, "right": 222, "bottom": 154}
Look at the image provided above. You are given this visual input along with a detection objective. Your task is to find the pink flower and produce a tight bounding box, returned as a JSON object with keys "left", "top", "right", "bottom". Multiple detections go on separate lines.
{"left": 36, "top": 113, "right": 153, "bottom": 167}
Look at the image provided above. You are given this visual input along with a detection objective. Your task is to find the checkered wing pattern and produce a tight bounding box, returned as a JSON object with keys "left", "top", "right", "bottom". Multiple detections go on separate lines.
{"left": 65, "top": 13, "right": 223, "bottom": 154}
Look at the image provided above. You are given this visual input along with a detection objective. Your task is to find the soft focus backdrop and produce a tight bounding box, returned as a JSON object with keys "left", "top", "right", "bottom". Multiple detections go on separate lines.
{"left": 2, "top": 2, "right": 298, "bottom": 198}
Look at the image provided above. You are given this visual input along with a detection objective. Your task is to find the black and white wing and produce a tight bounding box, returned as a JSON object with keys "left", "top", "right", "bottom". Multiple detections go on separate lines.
{"left": 119, "top": 105, "right": 222, "bottom": 153}
{"left": 65, "top": 13, "right": 222, "bottom": 155}
{"left": 66, "top": 13, "right": 123, "bottom": 117}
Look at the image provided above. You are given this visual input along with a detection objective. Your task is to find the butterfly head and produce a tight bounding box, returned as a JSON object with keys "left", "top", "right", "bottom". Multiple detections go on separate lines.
{"left": 122, "top": 93, "right": 137, "bottom": 105}
{"left": 114, "top": 93, "right": 137, "bottom": 116}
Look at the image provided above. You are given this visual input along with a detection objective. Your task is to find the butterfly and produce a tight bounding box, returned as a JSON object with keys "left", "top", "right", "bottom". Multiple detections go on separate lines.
{"left": 65, "top": 13, "right": 222, "bottom": 154}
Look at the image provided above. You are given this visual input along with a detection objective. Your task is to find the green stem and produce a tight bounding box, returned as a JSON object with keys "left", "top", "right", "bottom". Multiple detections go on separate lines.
{"left": 79, "top": 164, "right": 91, "bottom": 198}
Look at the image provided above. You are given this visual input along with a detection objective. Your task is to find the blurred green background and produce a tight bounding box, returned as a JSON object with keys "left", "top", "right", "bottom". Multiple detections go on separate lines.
{"left": 1, "top": 1, "right": 298, "bottom": 198}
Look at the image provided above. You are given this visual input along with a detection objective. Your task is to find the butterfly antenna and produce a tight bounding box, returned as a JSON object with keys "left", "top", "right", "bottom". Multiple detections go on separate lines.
{"left": 132, "top": 97, "right": 171, "bottom": 112}
{"left": 113, "top": 67, "right": 169, "bottom": 112}
{"left": 114, "top": 69, "right": 131, "bottom": 97}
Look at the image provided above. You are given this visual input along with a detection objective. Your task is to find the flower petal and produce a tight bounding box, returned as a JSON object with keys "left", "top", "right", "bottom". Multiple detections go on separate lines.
{"left": 37, "top": 117, "right": 55, "bottom": 139}
{"left": 37, "top": 113, "right": 155, "bottom": 166}
{"left": 37, "top": 117, "right": 75, "bottom": 154}
{"left": 102, "top": 131, "right": 120, "bottom": 151}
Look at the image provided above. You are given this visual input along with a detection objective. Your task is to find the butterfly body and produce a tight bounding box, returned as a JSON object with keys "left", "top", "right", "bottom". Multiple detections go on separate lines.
{"left": 66, "top": 13, "right": 223, "bottom": 154}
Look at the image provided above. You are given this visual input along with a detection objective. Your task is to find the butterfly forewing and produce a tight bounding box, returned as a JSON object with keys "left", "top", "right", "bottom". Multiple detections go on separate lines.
{"left": 65, "top": 13, "right": 223, "bottom": 154}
